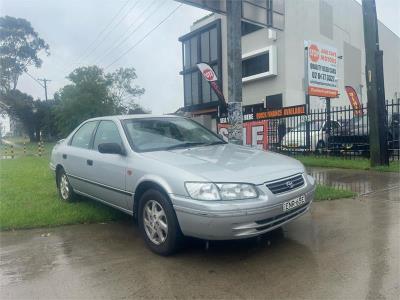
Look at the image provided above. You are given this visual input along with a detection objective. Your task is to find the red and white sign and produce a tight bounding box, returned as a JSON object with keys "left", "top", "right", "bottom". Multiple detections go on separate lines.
{"left": 197, "top": 63, "right": 217, "bottom": 82}
{"left": 345, "top": 86, "right": 363, "bottom": 115}
{"left": 306, "top": 41, "right": 338, "bottom": 98}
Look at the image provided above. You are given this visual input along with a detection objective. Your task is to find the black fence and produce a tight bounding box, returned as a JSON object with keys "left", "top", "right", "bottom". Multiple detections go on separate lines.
{"left": 264, "top": 99, "right": 400, "bottom": 160}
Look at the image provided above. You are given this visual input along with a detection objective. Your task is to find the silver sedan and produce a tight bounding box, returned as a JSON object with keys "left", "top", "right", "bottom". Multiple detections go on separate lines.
{"left": 50, "top": 115, "right": 315, "bottom": 255}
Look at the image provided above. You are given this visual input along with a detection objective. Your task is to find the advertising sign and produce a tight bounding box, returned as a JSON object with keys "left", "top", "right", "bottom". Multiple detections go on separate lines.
{"left": 197, "top": 63, "right": 226, "bottom": 104}
{"left": 306, "top": 41, "right": 338, "bottom": 98}
{"left": 217, "top": 103, "right": 305, "bottom": 150}
{"left": 345, "top": 86, "right": 363, "bottom": 115}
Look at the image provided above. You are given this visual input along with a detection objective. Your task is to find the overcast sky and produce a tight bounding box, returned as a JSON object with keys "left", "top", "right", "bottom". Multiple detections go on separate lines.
{"left": 0, "top": 0, "right": 399, "bottom": 118}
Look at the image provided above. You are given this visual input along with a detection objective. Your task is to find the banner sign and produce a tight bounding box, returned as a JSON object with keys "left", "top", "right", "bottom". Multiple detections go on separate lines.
{"left": 197, "top": 63, "right": 226, "bottom": 104}
{"left": 217, "top": 103, "right": 306, "bottom": 150}
{"left": 345, "top": 86, "right": 363, "bottom": 115}
{"left": 306, "top": 41, "right": 338, "bottom": 98}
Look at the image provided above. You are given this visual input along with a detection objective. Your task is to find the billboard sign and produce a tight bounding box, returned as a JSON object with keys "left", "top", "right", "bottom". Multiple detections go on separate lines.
{"left": 306, "top": 41, "right": 338, "bottom": 98}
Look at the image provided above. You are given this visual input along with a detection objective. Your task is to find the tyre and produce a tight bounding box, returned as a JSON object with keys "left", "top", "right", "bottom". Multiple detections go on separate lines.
{"left": 57, "top": 168, "right": 76, "bottom": 202}
{"left": 138, "top": 189, "right": 183, "bottom": 256}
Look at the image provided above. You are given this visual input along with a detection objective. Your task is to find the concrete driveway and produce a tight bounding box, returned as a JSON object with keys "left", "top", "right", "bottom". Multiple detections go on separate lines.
{"left": 1, "top": 169, "right": 399, "bottom": 299}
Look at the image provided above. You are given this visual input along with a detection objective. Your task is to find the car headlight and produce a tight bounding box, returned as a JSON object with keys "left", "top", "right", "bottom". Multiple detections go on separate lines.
{"left": 185, "top": 182, "right": 258, "bottom": 201}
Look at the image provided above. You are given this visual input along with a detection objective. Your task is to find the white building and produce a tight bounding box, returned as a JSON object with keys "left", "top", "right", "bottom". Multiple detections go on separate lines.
{"left": 179, "top": 0, "right": 400, "bottom": 116}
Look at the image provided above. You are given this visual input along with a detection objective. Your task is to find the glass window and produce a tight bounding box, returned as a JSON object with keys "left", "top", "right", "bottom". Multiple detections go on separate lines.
{"left": 93, "top": 121, "right": 123, "bottom": 151}
{"left": 210, "top": 28, "right": 218, "bottom": 61}
{"left": 191, "top": 72, "right": 199, "bottom": 104}
{"left": 70, "top": 121, "right": 98, "bottom": 149}
{"left": 200, "top": 31, "right": 210, "bottom": 62}
{"left": 241, "top": 21, "right": 263, "bottom": 35}
{"left": 242, "top": 53, "right": 269, "bottom": 78}
{"left": 201, "top": 76, "right": 211, "bottom": 103}
{"left": 123, "top": 117, "right": 225, "bottom": 152}
{"left": 183, "top": 40, "right": 190, "bottom": 69}
{"left": 190, "top": 37, "right": 198, "bottom": 67}
{"left": 184, "top": 74, "right": 191, "bottom": 106}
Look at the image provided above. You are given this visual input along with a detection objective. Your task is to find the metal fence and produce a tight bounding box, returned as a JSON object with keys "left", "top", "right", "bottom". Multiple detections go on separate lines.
{"left": 266, "top": 99, "right": 400, "bottom": 160}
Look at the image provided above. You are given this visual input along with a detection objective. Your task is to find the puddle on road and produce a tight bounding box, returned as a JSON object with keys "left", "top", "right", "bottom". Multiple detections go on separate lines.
{"left": 308, "top": 167, "right": 400, "bottom": 194}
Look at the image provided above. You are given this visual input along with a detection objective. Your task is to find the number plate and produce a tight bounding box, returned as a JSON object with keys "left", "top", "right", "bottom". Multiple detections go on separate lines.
{"left": 283, "top": 195, "right": 306, "bottom": 212}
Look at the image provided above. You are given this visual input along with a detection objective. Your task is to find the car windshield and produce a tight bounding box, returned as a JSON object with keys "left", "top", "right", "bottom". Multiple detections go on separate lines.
{"left": 291, "top": 121, "right": 323, "bottom": 132}
{"left": 122, "top": 117, "right": 225, "bottom": 152}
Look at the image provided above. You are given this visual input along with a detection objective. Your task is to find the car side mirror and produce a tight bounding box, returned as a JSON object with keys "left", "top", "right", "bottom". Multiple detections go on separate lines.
{"left": 98, "top": 143, "right": 125, "bottom": 155}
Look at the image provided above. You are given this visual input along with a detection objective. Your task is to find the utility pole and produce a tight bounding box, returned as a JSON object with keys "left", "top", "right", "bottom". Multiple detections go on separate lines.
{"left": 226, "top": 0, "right": 243, "bottom": 144}
{"left": 362, "top": 0, "right": 388, "bottom": 166}
{"left": 37, "top": 78, "right": 51, "bottom": 101}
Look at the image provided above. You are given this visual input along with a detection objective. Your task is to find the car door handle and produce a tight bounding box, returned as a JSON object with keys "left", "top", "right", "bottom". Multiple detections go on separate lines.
{"left": 62, "top": 154, "right": 67, "bottom": 159}
{"left": 87, "top": 159, "right": 93, "bottom": 166}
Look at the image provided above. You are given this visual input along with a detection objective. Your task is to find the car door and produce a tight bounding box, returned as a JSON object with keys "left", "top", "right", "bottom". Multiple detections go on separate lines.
{"left": 62, "top": 121, "right": 99, "bottom": 193}
{"left": 86, "top": 120, "right": 129, "bottom": 209}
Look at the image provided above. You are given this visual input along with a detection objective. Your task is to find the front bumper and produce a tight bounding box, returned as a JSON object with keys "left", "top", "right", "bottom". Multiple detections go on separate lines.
{"left": 170, "top": 175, "right": 315, "bottom": 240}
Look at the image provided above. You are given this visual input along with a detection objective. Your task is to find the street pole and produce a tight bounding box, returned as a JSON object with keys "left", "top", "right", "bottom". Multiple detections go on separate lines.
{"left": 326, "top": 97, "right": 331, "bottom": 149}
{"left": 361, "top": 0, "right": 388, "bottom": 166}
{"left": 226, "top": 0, "right": 243, "bottom": 144}
{"left": 304, "top": 46, "right": 311, "bottom": 151}
{"left": 38, "top": 78, "right": 51, "bottom": 101}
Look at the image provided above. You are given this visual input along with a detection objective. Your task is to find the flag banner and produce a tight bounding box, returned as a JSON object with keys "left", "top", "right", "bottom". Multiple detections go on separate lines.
{"left": 197, "top": 63, "right": 226, "bottom": 104}
{"left": 345, "top": 86, "right": 363, "bottom": 115}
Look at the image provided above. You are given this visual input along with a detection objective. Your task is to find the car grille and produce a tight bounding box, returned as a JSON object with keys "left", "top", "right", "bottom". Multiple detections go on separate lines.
{"left": 254, "top": 204, "right": 308, "bottom": 231}
{"left": 266, "top": 174, "right": 304, "bottom": 194}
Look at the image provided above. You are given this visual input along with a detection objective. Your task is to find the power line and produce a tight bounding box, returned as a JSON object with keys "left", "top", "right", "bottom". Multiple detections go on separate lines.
{"left": 75, "top": 0, "right": 141, "bottom": 68}
{"left": 25, "top": 72, "right": 44, "bottom": 88}
{"left": 92, "top": 0, "right": 163, "bottom": 65}
{"left": 72, "top": 0, "right": 132, "bottom": 66}
{"left": 104, "top": 3, "right": 183, "bottom": 71}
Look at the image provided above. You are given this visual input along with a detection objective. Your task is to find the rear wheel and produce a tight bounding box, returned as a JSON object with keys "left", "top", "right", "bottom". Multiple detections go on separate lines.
{"left": 57, "top": 169, "right": 76, "bottom": 202}
{"left": 138, "top": 189, "right": 183, "bottom": 256}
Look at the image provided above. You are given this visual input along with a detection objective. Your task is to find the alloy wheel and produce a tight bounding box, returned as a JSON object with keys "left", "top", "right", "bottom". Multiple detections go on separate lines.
{"left": 143, "top": 200, "right": 168, "bottom": 245}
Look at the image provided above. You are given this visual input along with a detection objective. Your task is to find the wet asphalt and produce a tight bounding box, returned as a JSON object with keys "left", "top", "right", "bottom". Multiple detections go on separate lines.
{"left": 1, "top": 168, "right": 399, "bottom": 300}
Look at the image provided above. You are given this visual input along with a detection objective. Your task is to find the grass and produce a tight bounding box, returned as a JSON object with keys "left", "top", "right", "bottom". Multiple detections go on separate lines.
{"left": 0, "top": 156, "right": 128, "bottom": 231}
{"left": 296, "top": 155, "right": 400, "bottom": 173}
{"left": 314, "top": 185, "right": 356, "bottom": 201}
{"left": 0, "top": 152, "right": 355, "bottom": 230}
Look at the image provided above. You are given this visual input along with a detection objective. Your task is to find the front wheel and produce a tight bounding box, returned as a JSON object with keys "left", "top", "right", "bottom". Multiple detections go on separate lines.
{"left": 57, "top": 169, "right": 76, "bottom": 202}
{"left": 138, "top": 189, "right": 183, "bottom": 255}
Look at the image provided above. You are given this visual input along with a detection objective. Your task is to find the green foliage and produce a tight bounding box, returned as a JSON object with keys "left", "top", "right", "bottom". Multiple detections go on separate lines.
{"left": 54, "top": 66, "right": 146, "bottom": 136}
{"left": 0, "top": 89, "right": 57, "bottom": 141}
{"left": 0, "top": 16, "right": 49, "bottom": 91}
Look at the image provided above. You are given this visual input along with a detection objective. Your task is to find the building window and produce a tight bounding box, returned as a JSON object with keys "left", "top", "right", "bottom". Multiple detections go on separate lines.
{"left": 243, "top": 54, "right": 269, "bottom": 78}
{"left": 179, "top": 20, "right": 222, "bottom": 109}
{"left": 242, "top": 46, "right": 277, "bottom": 82}
{"left": 241, "top": 21, "right": 263, "bottom": 36}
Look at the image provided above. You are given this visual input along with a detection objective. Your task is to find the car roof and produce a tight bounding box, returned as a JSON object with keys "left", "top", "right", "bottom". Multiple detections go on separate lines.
{"left": 86, "top": 114, "right": 182, "bottom": 122}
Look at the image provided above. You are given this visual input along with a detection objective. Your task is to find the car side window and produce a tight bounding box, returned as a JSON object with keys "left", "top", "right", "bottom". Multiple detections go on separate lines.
{"left": 70, "top": 121, "right": 98, "bottom": 149}
{"left": 93, "top": 120, "right": 123, "bottom": 151}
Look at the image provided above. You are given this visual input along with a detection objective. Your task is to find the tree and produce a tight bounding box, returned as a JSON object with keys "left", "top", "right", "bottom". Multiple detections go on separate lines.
{"left": 108, "top": 67, "right": 145, "bottom": 113}
{"left": 0, "top": 16, "right": 49, "bottom": 92}
{"left": 0, "top": 89, "right": 37, "bottom": 141}
{"left": 55, "top": 66, "right": 146, "bottom": 137}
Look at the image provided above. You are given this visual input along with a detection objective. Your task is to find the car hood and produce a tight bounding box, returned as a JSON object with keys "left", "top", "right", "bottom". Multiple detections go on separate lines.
{"left": 140, "top": 144, "right": 305, "bottom": 184}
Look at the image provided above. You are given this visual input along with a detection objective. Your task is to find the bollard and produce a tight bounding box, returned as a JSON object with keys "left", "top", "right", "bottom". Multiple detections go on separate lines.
{"left": 4, "top": 145, "right": 8, "bottom": 157}
{"left": 23, "top": 141, "right": 26, "bottom": 155}
{"left": 11, "top": 145, "right": 14, "bottom": 159}
{"left": 38, "top": 141, "right": 42, "bottom": 157}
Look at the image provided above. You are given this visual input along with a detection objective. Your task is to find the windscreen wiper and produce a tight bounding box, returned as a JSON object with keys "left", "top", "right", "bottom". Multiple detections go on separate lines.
{"left": 164, "top": 142, "right": 206, "bottom": 150}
